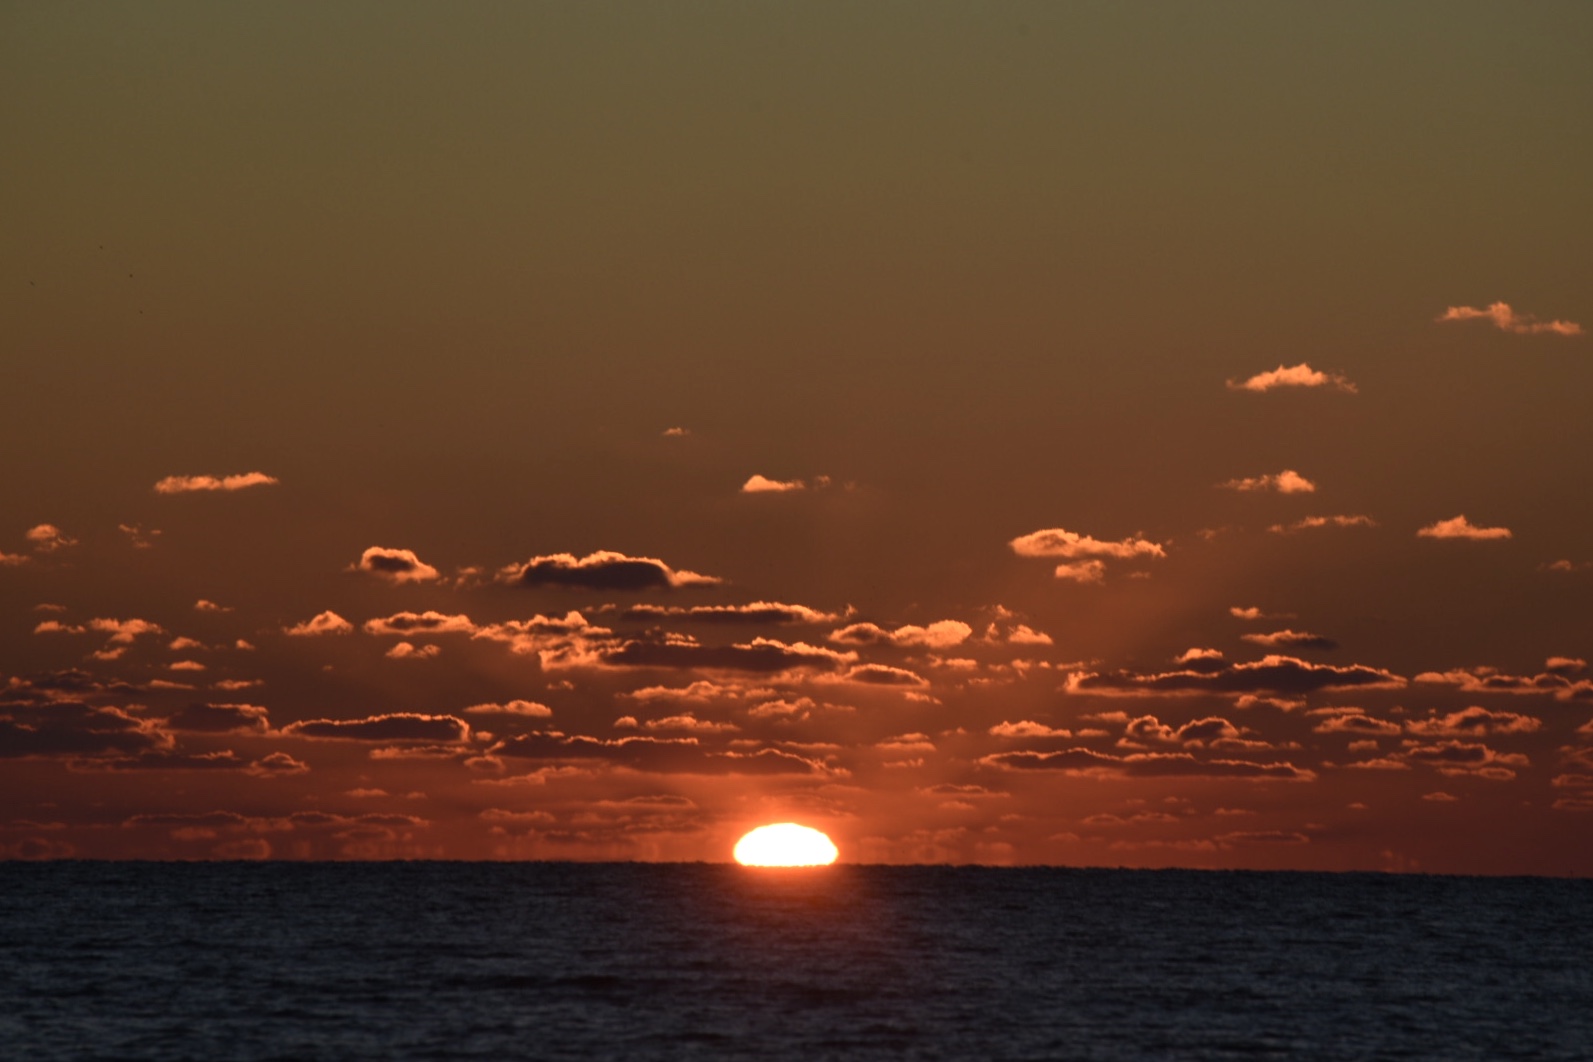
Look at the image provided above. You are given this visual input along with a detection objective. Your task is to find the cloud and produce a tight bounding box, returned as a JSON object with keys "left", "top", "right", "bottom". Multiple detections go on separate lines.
{"left": 153, "top": 472, "right": 279, "bottom": 494}
{"left": 662, "top": 427, "right": 690, "bottom": 437}
{"left": 25, "top": 524, "right": 77, "bottom": 552}
{"left": 1417, "top": 515, "right": 1511, "bottom": 541}
{"left": 1053, "top": 560, "right": 1106, "bottom": 584}
{"left": 194, "top": 599, "right": 232, "bottom": 612}
{"left": 1010, "top": 528, "right": 1165, "bottom": 561}
{"left": 502, "top": 551, "right": 721, "bottom": 590}
{"left": 1404, "top": 706, "right": 1541, "bottom": 737}
{"left": 1268, "top": 514, "right": 1376, "bottom": 534}
{"left": 0, "top": 703, "right": 165, "bottom": 759}
{"left": 246, "top": 752, "right": 310, "bottom": 777}
{"left": 1436, "top": 302, "right": 1583, "bottom": 337}
{"left": 462, "top": 700, "right": 553, "bottom": 718}
{"left": 118, "top": 523, "right": 160, "bottom": 548}
{"left": 1226, "top": 363, "right": 1357, "bottom": 393}
{"left": 982, "top": 747, "right": 1313, "bottom": 781}
{"left": 1415, "top": 661, "right": 1593, "bottom": 701}
{"left": 619, "top": 601, "right": 841, "bottom": 625}
{"left": 283, "top": 611, "right": 354, "bottom": 636}
{"left": 493, "top": 732, "right": 826, "bottom": 775}
{"left": 841, "top": 663, "right": 929, "bottom": 687}
{"left": 1230, "top": 606, "right": 1292, "bottom": 621}
{"left": 1067, "top": 654, "right": 1405, "bottom": 696}
{"left": 163, "top": 703, "right": 271, "bottom": 733}
{"left": 283, "top": 713, "right": 469, "bottom": 742}
{"left": 1398, "top": 740, "right": 1528, "bottom": 779}
{"left": 0, "top": 550, "right": 28, "bottom": 566}
{"left": 741, "top": 474, "right": 805, "bottom": 493}
{"left": 989, "top": 720, "right": 1072, "bottom": 739}
{"left": 385, "top": 642, "right": 441, "bottom": 660}
{"left": 1241, "top": 629, "right": 1338, "bottom": 651}
{"left": 352, "top": 547, "right": 440, "bottom": 584}
{"left": 1309, "top": 707, "right": 1401, "bottom": 736}
{"left": 1219, "top": 470, "right": 1316, "bottom": 493}
{"left": 363, "top": 611, "right": 478, "bottom": 637}
{"left": 600, "top": 636, "right": 856, "bottom": 674}
{"left": 829, "top": 620, "right": 972, "bottom": 649}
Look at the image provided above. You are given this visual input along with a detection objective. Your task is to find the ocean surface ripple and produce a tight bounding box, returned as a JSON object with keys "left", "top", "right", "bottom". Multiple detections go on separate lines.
{"left": 1, "top": 863, "right": 1589, "bottom": 1060}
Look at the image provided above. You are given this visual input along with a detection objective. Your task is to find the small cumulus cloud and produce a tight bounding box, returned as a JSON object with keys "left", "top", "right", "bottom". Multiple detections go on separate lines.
{"left": 1436, "top": 302, "right": 1583, "bottom": 337}
{"left": 352, "top": 547, "right": 440, "bottom": 584}
{"left": 363, "top": 611, "right": 477, "bottom": 637}
{"left": 1417, "top": 515, "right": 1511, "bottom": 541}
{"left": 1241, "top": 629, "right": 1338, "bottom": 651}
{"left": 829, "top": 620, "right": 972, "bottom": 649}
{"left": 1010, "top": 528, "right": 1165, "bottom": 561}
{"left": 462, "top": 700, "right": 553, "bottom": 718}
{"left": 1269, "top": 514, "right": 1376, "bottom": 534}
{"left": 502, "top": 551, "right": 721, "bottom": 590}
{"left": 283, "top": 611, "right": 354, "bottom": 637}
{"left": 1227, "top": 363, "right": 1357, "bottom": 394}
{"left": 384, "top": 642, "right": 441, "bottom": 660}
{"left": 1219, "top": 470, "right": 1316, "bottom": 493}
{"left": 662, "top": 427, "right": 690, "bottom": 437}
{"left": 741, "top": 474, "right": 806, "bottom": 493}
{"left": 1053, "top": 560, "right": 1107, "bottom": 584}
{"left": 153, "top": 472, "right": 279, "bottom": 494}
{"left": 26, "top": 524, "right": 77, "bottom": 552}
{"left": 194, "top": 599, "right": 232, "bottom": 613}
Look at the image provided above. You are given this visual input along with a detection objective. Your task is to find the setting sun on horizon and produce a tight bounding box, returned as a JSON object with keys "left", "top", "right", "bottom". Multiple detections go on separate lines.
{"left": 733, "top": 824, "right": 839, "bottom": 867}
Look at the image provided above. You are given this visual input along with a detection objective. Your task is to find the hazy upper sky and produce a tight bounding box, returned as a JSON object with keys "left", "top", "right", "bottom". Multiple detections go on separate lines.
{"left": 4, "top": 2, "right": 1591, "bottom": 871}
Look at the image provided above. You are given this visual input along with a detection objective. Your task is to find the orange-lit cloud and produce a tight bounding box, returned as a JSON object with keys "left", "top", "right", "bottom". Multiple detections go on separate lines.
{"left": 283, "top": 610, "right": 354, "bottom": 636}
{"left": 153, "top": 472, "right": 279, "bottom": 494}
{"left": 283, "top": 713, "right": 469, "bottom": 742}
{"left": 1436, "top": 302, "right": 1584, "bottom": 337}
{"left": 1219, "top": 470, "right": 1316, "bottom": 493}
{"left": 741, "top": 474, "right": 805, "bottom": 493}
{"left": 1416, "top": 515, "right": 1511, "bottom": 540}
{"left": 164, "top": 703, "right": 271, "bottom": 733}
{"left": 462, "top": 700, "right": 553, "bottom": 719}
{"left": 1010, "top": 528, "right": 1166, "bottom": 560}
{"left": 1404, "top": 706, "right": 1541, "bottom": 737}
{"left": 1415, "top": 659, "right": 1593, "bottom": 702}
{"left": 1052, "top": 560, "right": 1107, "bottom": 584}
{"left": 983, "top": 747, "right": 1313, "bottom": 781}
{"left": 1268, "top": 514, "right": 1376, "bottom": 533}
{"left": 362, "top": 611, "right": 478, "bottom": 637}
{"left": 1241, "top": 629, "right": 1338, "bottom": 650}
{"left": 1068, "top": 654, "right": 1404, "bottom": 696}
{"left": 617, "top": 601, "right": 841, "bottom": 625}
{"left": 1226, "top": 363, "right": 1357, "bottom": 393}
{"left": 501, "top": 551, "right": 721, "bottom": 590}
{"left": 385, "top": 642, "right": 441, "bottom": 660}
{"left": 25, "top": 524, "right": 77, "bottom": 552}
{"left": 829, "top": 620, "right": 972, "bottom": 648}
{"left": 352, "top": 546, "right": 440, "bottom": 583}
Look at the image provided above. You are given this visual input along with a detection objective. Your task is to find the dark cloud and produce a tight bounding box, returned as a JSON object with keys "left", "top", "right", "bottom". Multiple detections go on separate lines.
{"left": 599, "top": 637, "right": 854, "bottom": 674}
{"left": 1068, "top": 655, "right": 1404, "bottom": 696}
{"left": 1241, "top": 630, "right": 1338, "bottom": 651}
{"left": 503, "top": 551, "right": 720, "bottom": 591}
{"left": 352, "top": 546, "right": 440, "bottom": 583}
{"left": 494, "top": 732, "right": 825, "bottom": 775}
{"left": 982, "top": 747, "right": 1314, "bottom": 780}
{"left": 618, "top": 602, "right": 840, "bottom": 625}
{"left": 0, "top": 702, "right": 163, "bottom": 758}
{"left": 842, "top": 664, "right": 929, "bottom": 687}
{"left": 164, "top": 703, "right": 271, "bottom": 733}
{"left": 283, "top": 713, "right": 469, "bottom": 742}
{"left": 362, "top": 611, "right": 477, "bottom": 636}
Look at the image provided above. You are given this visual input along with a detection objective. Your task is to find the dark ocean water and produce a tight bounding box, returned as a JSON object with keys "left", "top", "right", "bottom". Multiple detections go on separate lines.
{"left": 1, "top": 863, "right": 1590, "bottom": 1061}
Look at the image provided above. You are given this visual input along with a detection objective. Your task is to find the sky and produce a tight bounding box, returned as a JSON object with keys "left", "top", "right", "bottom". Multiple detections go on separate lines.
{"left": 3, "top": 2, "right": 1591, "bottom": 872}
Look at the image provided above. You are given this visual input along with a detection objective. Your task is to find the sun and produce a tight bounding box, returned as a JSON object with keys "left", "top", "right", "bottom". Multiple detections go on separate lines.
{"left": 733, "top": 823, "right": 839, "bottom": 866}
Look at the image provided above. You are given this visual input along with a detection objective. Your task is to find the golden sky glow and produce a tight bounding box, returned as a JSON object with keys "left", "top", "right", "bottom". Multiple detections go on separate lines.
{"left": 2, "top": 3, "right": 1591, "bottom": 873}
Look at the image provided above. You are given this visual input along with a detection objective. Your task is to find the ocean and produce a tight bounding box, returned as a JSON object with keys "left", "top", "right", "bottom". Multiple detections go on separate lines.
{"left": 2, "top": 862, "right": 1589, "bottom": 1060}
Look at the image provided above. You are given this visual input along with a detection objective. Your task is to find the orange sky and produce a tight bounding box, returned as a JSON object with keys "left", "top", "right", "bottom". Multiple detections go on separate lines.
{"left": 3, "top": 3, "right": 1591, "bottom": 872}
